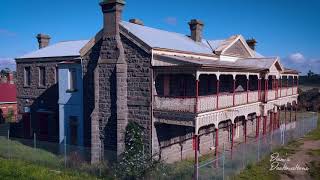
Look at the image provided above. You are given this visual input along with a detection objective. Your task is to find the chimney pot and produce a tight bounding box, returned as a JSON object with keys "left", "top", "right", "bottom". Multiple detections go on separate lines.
{"left": 6, "top": 72, "right": 14, "bottom": 84}
{"left": 246, "top": 38, "right": 257, "bottom": 51}
{"left": 129, "top": 19, "right": 144, "bottom": 26}
{"left": 36, "top": 34, "right": 51, "bottom": 49}
{"left": 188, "top": 19, "right": 204, "bottom": 42}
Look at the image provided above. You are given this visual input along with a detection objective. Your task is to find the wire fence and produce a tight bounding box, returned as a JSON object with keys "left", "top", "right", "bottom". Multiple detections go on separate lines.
{"left": 0, "top": 111, "right": 318, "bottom": 179}
{"left": 197, "top": 111, "right": 318, "bottom": 180}
{"left": 0, "top": 131, "right": 115, "bottom": 177}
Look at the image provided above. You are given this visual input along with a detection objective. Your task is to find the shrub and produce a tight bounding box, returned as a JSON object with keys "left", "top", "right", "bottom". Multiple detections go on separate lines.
{"left": 114, "top": 122, "right": 158, "bottom": 179}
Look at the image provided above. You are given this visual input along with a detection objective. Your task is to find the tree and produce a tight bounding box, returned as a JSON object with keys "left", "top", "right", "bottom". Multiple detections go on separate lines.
{"left": 114, "top": 122, "right": 155, "bottom": 179}
{"left": 6, "top": 109, "right": 14, "bottom": 122}
{"left": 0, "top": 68, "right": 11, "bottom": 75}
{"left": 307, "top": 70, "right": 315, "bottom": 78}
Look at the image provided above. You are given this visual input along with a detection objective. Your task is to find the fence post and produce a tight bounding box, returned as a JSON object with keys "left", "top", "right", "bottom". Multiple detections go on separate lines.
{"left": 64, "top": 136, "right": 67, "bottom": 168}
{"left": 7, "top": 129, "right": 10, "bottom": 159}
{"left": 222, "top": 143, "right": 225, "bottom": 180}
{"left": 99, "top": 144, "right": 102, "bottom": 177}
{"left": 33, "top": 133, "right": 36, "bottom": 149}
{"left": 257, "top": 135, "right": 260, "bottom": 161}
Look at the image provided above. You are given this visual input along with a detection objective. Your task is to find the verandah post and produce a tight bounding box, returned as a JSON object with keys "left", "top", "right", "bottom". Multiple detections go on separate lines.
{"left": 215, "top": 128, "right": 218, "bottom": 156}
{"left": 233, "top": 76, "right": 236, "bottom": 106}
{"left": 265, "top": 78, "right": 269, "bottom": 102}
{"left": 231, "top": 123, "right": 235, "bottom": 159}
{"left": 276, "top": 77, "right": 278, "bottom": 99}
{"left": 216, "top": 78, "right": 220, "bottom": 109}
{"left": 194, "top": 134, "right": 199, "bottom": 180}
{"left": 263, "top": 115, "right": 267, "bottom": 135}
{"left": 292, "top": 76, "right": 294, "bottom": 94}
{"left": 284, "top": 106, "right": 287, "bottom": 130}
{"left": 270, "top": 112, "right": 273, "bottom": 132}
{"left": 278, "top": 108, "right": 281, "bottom": 128}
{"left": 290, "top": 105, "right": 292, "bottom": 122}
{"left": 256, "top": 116, "right": 260, "bottom": 138}
{"left": 244, "top": 119, "right": 247, "bottom": 143}
{"left": 295, "top": 104, "right": 297, "bottom": 121}
{"left": 286, "top": 76, "right": 289, "bottom": 96}
{"left": 195, "top": 79, "right": 199, "bottom": 113}
{"left": 247, "top": 76, "right": 249, "bottom": 103}
{"left": 280, "top": 77, "right": 282, "bottom": 97}
{"left": 258, "top": 78, "right": 261, "bottom": 101}
{"left": 274, "top": 111, "right": 277, "bottom": 130}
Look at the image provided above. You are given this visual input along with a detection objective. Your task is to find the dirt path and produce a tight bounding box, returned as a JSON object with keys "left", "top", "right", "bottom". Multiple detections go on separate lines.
{"left": 280, "top": 139, "right": 320, "bottom": 180}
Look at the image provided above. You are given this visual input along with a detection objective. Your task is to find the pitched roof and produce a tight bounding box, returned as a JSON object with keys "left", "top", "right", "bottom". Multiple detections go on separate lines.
{"left": 17, "top": 21, "right": 262, "bottom": 60}
{"left": 120, "top": 21, "right": 214, "bottom": 54}
{"left": 17, "top": 40, "right": 89, "bottom": 59}
{"left": 0, "top": 83, "right": 17, "bottom": 103}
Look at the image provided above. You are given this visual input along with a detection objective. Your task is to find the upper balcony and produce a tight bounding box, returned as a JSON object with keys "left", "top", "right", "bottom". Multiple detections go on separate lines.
{"left": 154, "top": 73, "right": 298, "bottom": 113}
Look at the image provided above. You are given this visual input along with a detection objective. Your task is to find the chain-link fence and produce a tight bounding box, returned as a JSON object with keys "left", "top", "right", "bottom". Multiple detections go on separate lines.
{"left": 0, "top": 111, "right": 318, "bottom": 179}
{"left": 197, "top": 111, "right": 318, "bottom": 180}
{"left": 0, "top": 132, "right": 116, "bottom": 177}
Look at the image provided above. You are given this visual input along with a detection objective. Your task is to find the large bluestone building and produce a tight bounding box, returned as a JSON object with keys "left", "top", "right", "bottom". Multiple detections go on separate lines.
{"left": 15, "top": 0, "right": 299, "bottom": 163}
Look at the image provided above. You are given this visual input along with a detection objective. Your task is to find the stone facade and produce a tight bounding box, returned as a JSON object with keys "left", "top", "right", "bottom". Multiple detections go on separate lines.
{"left": 15, "top": 58, "right": 70, "bottom": 141}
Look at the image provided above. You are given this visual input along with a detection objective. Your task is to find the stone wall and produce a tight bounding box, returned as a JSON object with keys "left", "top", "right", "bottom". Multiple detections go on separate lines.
{"left": 122, "top": 34, "right": 152, "bottom": 153}
{"left": 82, "top": 40, "right": 101, "bottom": 148}
{"left": 82, "top": 33, "right": 152, "bottom": 160}
{"left": 15, "top": 58, "right": 65, "bottom": 142}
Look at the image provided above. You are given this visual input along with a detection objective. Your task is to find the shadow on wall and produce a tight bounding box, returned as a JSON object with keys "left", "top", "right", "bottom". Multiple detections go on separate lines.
{"left": 10, "top": 84, "right": 59, "bottom": 142}
{"left": 82, "top": 38, "right": 101, "bottom": 148}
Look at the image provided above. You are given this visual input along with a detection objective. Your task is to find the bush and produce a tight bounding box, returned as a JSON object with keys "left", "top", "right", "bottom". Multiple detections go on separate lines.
{"left": 114, "top": 122, "right": 159, "bottom": 179}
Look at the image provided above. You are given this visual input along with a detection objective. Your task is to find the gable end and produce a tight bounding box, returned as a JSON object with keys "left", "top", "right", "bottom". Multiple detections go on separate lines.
{"left": 223, "top": 39, "right": 252, "bottom": 58}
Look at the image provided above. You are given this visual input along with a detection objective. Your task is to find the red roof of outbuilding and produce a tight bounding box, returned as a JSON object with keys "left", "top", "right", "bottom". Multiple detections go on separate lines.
{"left": 0, "top": 83, "right": 17, "bottom": 103}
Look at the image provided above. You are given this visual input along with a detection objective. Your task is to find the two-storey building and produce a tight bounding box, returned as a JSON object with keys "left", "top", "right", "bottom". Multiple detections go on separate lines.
{"left": 16, "top": 0, "right": 299, "bottom": 163}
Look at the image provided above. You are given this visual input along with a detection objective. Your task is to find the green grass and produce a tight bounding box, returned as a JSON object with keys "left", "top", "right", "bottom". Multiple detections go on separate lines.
{"left": 233, "top": 157, "right": 280, "bottom": 180}
{"left": 307, "top": 161, "right": 320, "bottom": 180}
{"left": 276, "top": 140, "right": 303, "bottom": 157}
{"left": 0, "top": 137, "right": 62, "bottom": 168}
{"left": 233, "top": 113, "right": 320, "bottom": 180}
{"left": 306, "top": 149, "right": 320, "bottom": 157}
{"left": 304, "top": 113, "right": 320, "bottom": 140}
{"left": 0, "top": 158, "right": 98, "bottom": 180}
{"left": 0, "top": 137, "right": 109, "bottom": 179}
{"left": 232, "top": 140, "right": 303, "bottom": 180}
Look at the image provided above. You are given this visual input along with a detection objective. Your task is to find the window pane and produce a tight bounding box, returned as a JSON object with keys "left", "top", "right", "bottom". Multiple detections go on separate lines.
{"left": 69, "top": 68, "right": 77, "bottom": 90}
{"left": 24, "top": 67, "right": 31, "bottom": 86}
{"left": 39, "top": 67, "right": 45, "bottom": 86}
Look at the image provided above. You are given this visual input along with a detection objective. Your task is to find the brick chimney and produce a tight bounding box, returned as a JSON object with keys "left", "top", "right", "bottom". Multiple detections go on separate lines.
{"left": 129, "top": 18, "right": 144, "bottom": 26}
{"left": 246, "top": 38, "right": 257, "bottom": 51}
{"left": 7, "top": 72, "right": 14, "bottom": 84}
{"left": 36, "top": 34, "right": 51, "bottom": 49}
{"left": 188, "top": 19, "right": 204, "bottom": 42}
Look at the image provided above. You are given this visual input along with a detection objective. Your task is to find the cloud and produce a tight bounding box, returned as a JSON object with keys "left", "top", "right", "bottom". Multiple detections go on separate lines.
{"left": 164, "top": 17, "right": 178, "bottom": 26}
{"left": 288, "top": 53, "right": 306, "bottom": 63}
{"left": 282, "top": 52, "right": 320, "bottom": 75}
{"left": 0, "top": 29, "right": 16, "bottom": 37}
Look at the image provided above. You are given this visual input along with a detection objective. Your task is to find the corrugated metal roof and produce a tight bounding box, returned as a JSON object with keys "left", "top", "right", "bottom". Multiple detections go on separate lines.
{"left": 17, "top": 40, "right": 89, "bottom": 59}
{"left": 0, "top": 83, "right": 16, "bottom": 103}
{"left": 17, "top": 21, "right": 266, "bottom": 60}
{"left": 153, "top": 54, "right": 276, "bottom": 71}
{"left": 120, "top": 21, "right": 213, "bottom": 54}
